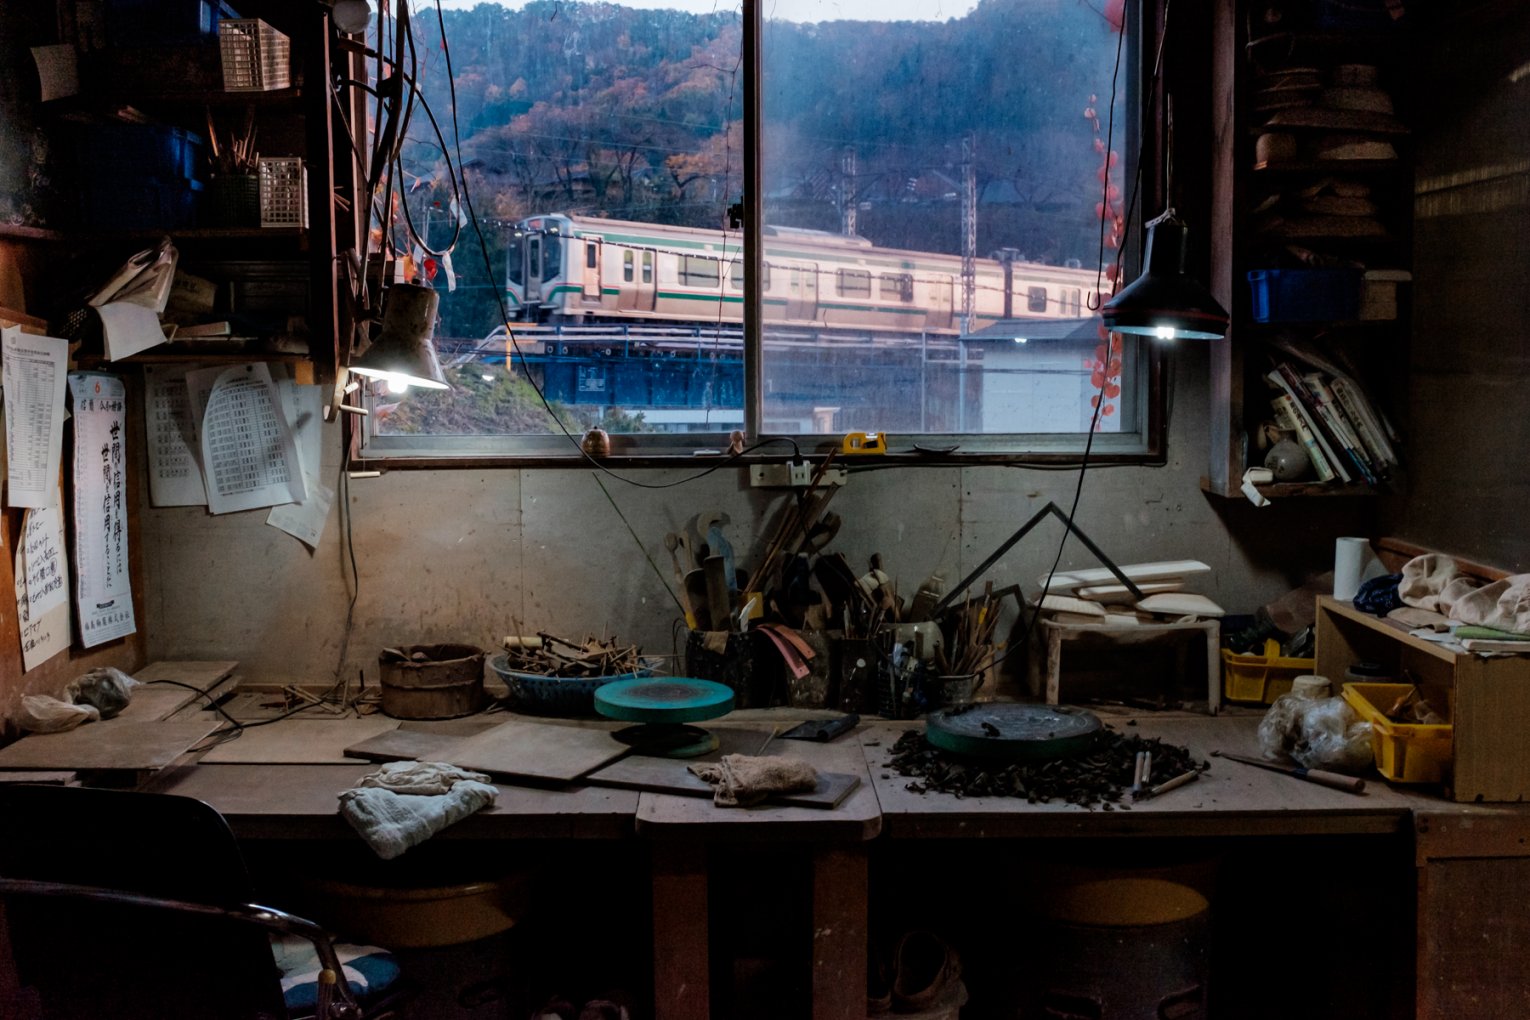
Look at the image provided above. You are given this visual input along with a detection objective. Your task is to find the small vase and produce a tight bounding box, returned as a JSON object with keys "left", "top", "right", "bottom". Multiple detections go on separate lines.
{"left": 1263, "top": 431, "right": 1311, "bottom": 481}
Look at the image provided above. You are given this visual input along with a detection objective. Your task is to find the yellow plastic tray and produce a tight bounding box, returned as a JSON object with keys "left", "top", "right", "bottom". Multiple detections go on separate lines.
{"left": 1341, "top": 681, "right": 1454, "bottom": 784}
{"left": 1221, "top": 638, "right": 1314, "bottom": 704}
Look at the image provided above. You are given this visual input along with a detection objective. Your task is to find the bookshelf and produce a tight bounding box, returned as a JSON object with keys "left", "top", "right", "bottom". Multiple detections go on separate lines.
{"left": 1206, "top": 2, "right": 1412, "bottom": 499}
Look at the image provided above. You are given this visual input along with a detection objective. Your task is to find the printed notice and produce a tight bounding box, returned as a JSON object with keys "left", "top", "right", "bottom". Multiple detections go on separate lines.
{"left": 13, "top": 494, "right": 71, "bottom": 672}
{"left": 2, "top": 326, "right": 70, "bottom": 508}
{"left": 266, "top": 380, "right": 334, "bottom": 548}
{"left": 68, "top": 373, "right": 136, "bottom": 647}
{"left": 187, "top": 362, "right": 305, "bottom": 514}
{"left": 143, "top": 363, "right": 208, "bottom": 507}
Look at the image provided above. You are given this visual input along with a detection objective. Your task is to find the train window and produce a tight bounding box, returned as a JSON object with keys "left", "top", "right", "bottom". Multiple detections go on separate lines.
{"left": 1069, "top": 288, "right": 1083, "bottom": 316}
{"left": 837, "top": 269, "right": 871, "bottom": 298}
{"left": 681, "top": 255, "right": 720, "bottom": 287}
{"left": 642, "top": 251, "right": 653, "bottom": 284}
{"left": 1027, "top": 287, "right": 1048, "bottom": 313}
{"left": 543, "top": 237, "right": 561, "bottom": 280}
{"left": 586, "top": 244, "right": 598, "bottom": 270}
{"left": 879, "top": 273, "right": 913, "bottom": 301}
{"left": 729, "top": 260, "right": 743, "bottom": 290}
{"left": 506, "top": 234, "right": 524, "bottom": 288}
{"left": 623, "top": 250, "right": 634, "bottom": 283}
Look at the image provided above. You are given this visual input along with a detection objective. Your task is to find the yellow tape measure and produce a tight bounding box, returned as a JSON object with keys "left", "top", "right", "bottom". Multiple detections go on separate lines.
{"left": 841, "top": 431, "right": 887, "bottom": 455}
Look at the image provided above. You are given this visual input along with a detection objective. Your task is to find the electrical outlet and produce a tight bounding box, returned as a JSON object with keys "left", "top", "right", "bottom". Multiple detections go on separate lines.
{"left": 788, "top": 460, "right": 812, "bottom": 486}
{"left": 749, "top": 464, "right": 849, "bottom": 488}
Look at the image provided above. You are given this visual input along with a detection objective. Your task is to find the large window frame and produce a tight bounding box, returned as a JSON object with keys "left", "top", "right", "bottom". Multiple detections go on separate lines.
{"left": 357, "top": 1, "right": 1164, "bottom": 466}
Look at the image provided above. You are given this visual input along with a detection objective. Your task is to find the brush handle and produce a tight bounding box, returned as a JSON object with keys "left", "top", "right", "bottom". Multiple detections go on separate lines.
{"left": 1297, "top": 767, "right": 1367, "bottom": 793}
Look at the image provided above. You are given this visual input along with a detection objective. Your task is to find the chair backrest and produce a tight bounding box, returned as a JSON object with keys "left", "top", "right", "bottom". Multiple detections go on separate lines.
{"left": 0, "top": 784, "right": 288, "bottom": 1020}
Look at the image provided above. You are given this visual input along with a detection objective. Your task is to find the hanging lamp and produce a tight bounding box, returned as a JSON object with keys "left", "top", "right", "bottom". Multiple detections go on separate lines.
{"left": 1100, "top": 207, "right": 1228, "bottom": 341}
{"left": 350, "top": 283, "right": 450, "bottom": 392}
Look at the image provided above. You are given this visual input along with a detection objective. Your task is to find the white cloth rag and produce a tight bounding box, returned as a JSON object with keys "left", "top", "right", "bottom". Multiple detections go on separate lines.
{"left": 338, "top": 761, "right": 497, "bottom": 860}
{"left": 1450, "top": 574, "right": 1530, "bottom": 635}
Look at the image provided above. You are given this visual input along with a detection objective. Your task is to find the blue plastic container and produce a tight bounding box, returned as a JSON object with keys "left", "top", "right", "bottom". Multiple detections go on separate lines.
{"left": 1313, "top": 0, "right": 1406, "bottom": 30}
{"left": 1247, "top": 268, "right": 1362, "bottom": 323}
{"left": 105, "top": 0, "right": 240, "bottom": 46}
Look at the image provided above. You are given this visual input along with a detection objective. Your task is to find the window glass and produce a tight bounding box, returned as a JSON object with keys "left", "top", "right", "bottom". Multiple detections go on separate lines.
{"left": 838, "top": 269, "right": 872, "bottom": 298}
{"left": 362, "top": 1, "right": 1137, "bottom": 454}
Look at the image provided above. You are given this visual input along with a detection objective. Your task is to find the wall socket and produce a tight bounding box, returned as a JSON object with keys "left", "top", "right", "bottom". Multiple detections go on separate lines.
{"left": 749, "top": 463, "right": 848, "bottom": 488}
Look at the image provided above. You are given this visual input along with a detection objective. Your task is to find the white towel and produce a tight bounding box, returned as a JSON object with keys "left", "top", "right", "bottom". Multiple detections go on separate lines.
{"left": 338, "top": 761, "right": 497, "bottom": 859}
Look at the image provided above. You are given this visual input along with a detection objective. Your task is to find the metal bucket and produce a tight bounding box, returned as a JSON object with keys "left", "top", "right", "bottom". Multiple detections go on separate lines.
{"left": 378, "top": 644, "right": 486, "bottom": 720}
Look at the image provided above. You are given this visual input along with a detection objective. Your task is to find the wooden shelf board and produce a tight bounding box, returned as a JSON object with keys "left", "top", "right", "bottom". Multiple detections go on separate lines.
{"left": 1200, "top": 476, "right": 1380, "bottom": 499}
{"left": 0, "top": 224, "right": 69, "bottom": 242}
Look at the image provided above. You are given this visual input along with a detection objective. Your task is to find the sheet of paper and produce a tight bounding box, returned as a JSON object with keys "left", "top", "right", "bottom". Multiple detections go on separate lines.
{"left": 187, "top": 362, "right": 305, "bottom": 514}
{"left": 68, "top": 373, "right": 136, "bottom": 647}
{"left": 2, "top": 327, "right": 69, "bottom": 508}
{"left": 13, "top": 494, "right": 71, "bottom": 672}
{"left": 96, "top": 301, "right": 169, "bottom": 361}
{"left": 143, "top": 363, "right": 208, "bottom": 507}
{"left": 266, "top": 380, "right": 333, "bottom": 548}
{"left": 30, "top": 44, "right": 79, "bottom": 102}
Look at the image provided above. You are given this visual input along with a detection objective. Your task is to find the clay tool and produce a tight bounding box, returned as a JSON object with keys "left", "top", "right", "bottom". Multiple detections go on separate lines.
{"left": 1211, "top": 749, "right": 1366, "bottom": 794}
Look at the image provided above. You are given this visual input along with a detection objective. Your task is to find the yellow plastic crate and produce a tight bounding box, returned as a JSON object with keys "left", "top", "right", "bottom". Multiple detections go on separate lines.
{"left": 1341, "top": 681, "right": 1454, "bottom": 785}
{"left": 1221, "top": 638, "right": 1314, "bottom": 704}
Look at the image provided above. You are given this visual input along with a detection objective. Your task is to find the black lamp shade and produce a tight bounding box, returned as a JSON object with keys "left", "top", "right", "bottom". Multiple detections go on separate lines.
{"left": 1102, "top": 210, "right": 1229, "bottom": 340}
{"left": 351, "top": 283, "right": 450, "bottom": 390}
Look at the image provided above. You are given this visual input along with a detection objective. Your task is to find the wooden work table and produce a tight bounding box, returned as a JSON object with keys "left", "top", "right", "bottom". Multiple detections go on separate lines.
{"left": 8, "top": 705, "right": 1530, "bottom": 1018}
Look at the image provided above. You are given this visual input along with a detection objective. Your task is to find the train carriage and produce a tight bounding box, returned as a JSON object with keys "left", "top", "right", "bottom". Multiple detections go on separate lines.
{"left": 505, "top": 213, "right": 1097, "bottom": 335}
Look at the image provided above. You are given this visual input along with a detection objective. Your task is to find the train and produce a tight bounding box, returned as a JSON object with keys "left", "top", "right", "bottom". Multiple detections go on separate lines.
{"left": 503, "top": 213, "right": 1102, "bottom": 335}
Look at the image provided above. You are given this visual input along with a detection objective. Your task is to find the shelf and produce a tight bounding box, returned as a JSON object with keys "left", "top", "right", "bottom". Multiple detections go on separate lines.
{"left": 1201, "top": 477, "right": 1380, "bottom": 499}
{"left": 1252, "top": 159, "right": 1404, "bottom": 175}
{"left": 0, "top": 224, "right": 69, "bottom": 243}
{"left": 129, "top": 87, "right": 304, "bottom": 108}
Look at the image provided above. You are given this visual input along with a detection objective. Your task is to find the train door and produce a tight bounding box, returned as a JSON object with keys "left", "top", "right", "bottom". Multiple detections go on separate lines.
{"left": 786, "top": 264, "right": 818, "bottom": 320}
{"left": 582, "top": 239, "right": 602, "bottom": 300}
{"left": 926, "top": 276, "right": 953, "bottom": 329}
{"left": 637, "top": 250, "right": 657, "bottom": 311}
{"left": 526, "top": 234, "right": 544, "bottom": 308}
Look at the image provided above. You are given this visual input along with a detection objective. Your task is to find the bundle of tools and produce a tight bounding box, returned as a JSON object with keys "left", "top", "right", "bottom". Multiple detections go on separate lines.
{"left": 500, "top": 632, "right": 642, "bottom": 677}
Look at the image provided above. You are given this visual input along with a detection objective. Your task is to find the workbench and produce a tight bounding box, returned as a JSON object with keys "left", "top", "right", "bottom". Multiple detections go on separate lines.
{"left": 7, "top": 707, "right": 1530, "bottom": 1019}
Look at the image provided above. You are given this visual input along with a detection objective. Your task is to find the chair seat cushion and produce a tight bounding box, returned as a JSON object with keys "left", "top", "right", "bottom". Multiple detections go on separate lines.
{"left": 271, "top": 934, "right": 401, "bottom": 1012}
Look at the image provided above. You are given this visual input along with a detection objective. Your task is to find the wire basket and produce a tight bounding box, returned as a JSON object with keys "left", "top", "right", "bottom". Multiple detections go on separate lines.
{"left": 488, "top": 653, "right": 659, "bottom": 717}
{"left": 218, "top": 18, "right": 290, "bottom": 91}
{"left": 258, "top": 156, "right": 307, "bottom": 228}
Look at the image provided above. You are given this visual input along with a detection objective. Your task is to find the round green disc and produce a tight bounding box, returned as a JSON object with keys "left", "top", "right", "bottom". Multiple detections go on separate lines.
{"left": 594, "top": 677, "right": 734, "bottom": 724}
{"left": 925, "top": 702, "right": 1102, "bottom": 760}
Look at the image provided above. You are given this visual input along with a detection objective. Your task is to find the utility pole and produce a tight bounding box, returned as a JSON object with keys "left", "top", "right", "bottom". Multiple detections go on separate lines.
{"left": 840, "top": 145, "right": 857, "bottom": 237}
{"left": 961, "top": 133, "right": 976, "bottom": 333}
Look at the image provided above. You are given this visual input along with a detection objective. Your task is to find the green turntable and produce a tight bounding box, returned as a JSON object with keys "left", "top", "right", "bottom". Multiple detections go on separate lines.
{"left": 924, "top": 702, "right": 1102, "bottom": 760}
{"left": 593, "top": 677, "right": 735, "bottom": 757}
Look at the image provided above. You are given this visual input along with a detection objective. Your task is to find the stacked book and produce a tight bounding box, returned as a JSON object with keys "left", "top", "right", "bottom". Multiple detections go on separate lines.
{"left": 1264, "top": 359, "right": 1398, "bottom": 486}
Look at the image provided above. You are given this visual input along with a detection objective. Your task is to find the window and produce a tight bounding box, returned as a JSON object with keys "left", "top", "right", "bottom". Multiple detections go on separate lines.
{"left": 361, "top": 1, "right": 1144, "bottom": 458}
{"left": 681, "top": 255, "right": 721, "bottom": 288}
{"left": 880, "top": 273, "right": 913, "bottom": 301}
{"left": 837, "top": 269, "right": 871, "bottom": 298}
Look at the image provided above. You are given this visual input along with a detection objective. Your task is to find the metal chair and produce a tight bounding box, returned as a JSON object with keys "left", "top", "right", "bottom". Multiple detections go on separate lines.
{"left": 0, "top": 784, "right": 400, "bottom": 1020}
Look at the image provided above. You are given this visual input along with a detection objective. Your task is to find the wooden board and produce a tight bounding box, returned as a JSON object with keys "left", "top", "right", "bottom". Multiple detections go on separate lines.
{"left": 1044, "top": 560, "right": 1210, "bottom": 592}
{"left": 342, "top": 717, "right": 505, "bottom": 762}
{"left": 200, "top": 717, "right": 399, "bottom": 764}
{"left": 342, "top": 727, "right": 470, "bottom": 763}
{"left": 446, "top": 719, "right": 631, "bottom": 783}
{"left": 585, "top": 754, "right": 860, "bottom": 809}
{"left": 113, "top": 687, "right": 201, "bottom": 723}
{"left": 0, "top": 719, "right": 221, "bottom": 771}
{"left": 133, "top": 661, "right": 238, "bottom": 688}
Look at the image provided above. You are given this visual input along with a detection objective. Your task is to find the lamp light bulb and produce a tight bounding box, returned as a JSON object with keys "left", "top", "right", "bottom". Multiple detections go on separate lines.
{"left": 1154, "top": 325, "right": 1176, "bottom": 340}
{"left": 385, "top": 374, "right": 412, "bottom": 395}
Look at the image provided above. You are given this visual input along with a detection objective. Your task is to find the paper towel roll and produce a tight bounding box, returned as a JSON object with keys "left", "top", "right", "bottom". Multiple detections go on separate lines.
{"left": 1334, "top": 536, "right": 1376, "bottom": 601}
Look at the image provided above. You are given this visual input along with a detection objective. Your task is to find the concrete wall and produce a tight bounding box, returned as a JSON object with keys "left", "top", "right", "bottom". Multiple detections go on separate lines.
{"left": 1380, "top": 3, "right": 1530, "bottom": 573}
{"left": 140, "top": 343, "right": 1371, "bottom": 689}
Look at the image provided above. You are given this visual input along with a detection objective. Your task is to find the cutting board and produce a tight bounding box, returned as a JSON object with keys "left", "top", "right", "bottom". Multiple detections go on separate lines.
{"left": 445, "top": 719, "right": 631, "bottom": 783}
{"left": 0, "top": 719, "right": 221, "bottom": 771}
{"left": 200, "top": 718, "right": 400, "bottom": 763}
{"left": 584, "top": 754, "right": 860, "bottom": 809}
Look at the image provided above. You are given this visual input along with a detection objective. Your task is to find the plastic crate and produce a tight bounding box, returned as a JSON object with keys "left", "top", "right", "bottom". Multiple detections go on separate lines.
{"left": 77, "top": 123, "right": 204, "bottom": 184}
{"left": 1341, "top": 681, "right": 1454, "bottom": 784}
{"left": 84, "top": 176, "right": 204, "bottom": 231}
{"left": 1220, "top": 638, "right": 1314, "bottom": 704}
{"left": 258, "top": 156, "right": 306, "bottom": 228}
{"left": 1246, "top": 269, "right": 1362, "bottom": 323}
{"left": 218, "top": 18, "right": 290, "bottom": 91}
{"left": 1314, "top": 0, "right": 1407, "bottom": 29}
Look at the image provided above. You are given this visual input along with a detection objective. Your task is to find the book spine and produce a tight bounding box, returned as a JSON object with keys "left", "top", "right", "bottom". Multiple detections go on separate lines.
{"left": 1269, "top": 366, "right": 1351, "bottom": 482}
{"left": 1302, "top": 373, "right": 1377, "bottom": 484}
{"left": 1271, "top": 393, "right": 1337, "bottom": 482}
{"left": 1331, "top": 376, "right": 1398, "bottom": 466}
